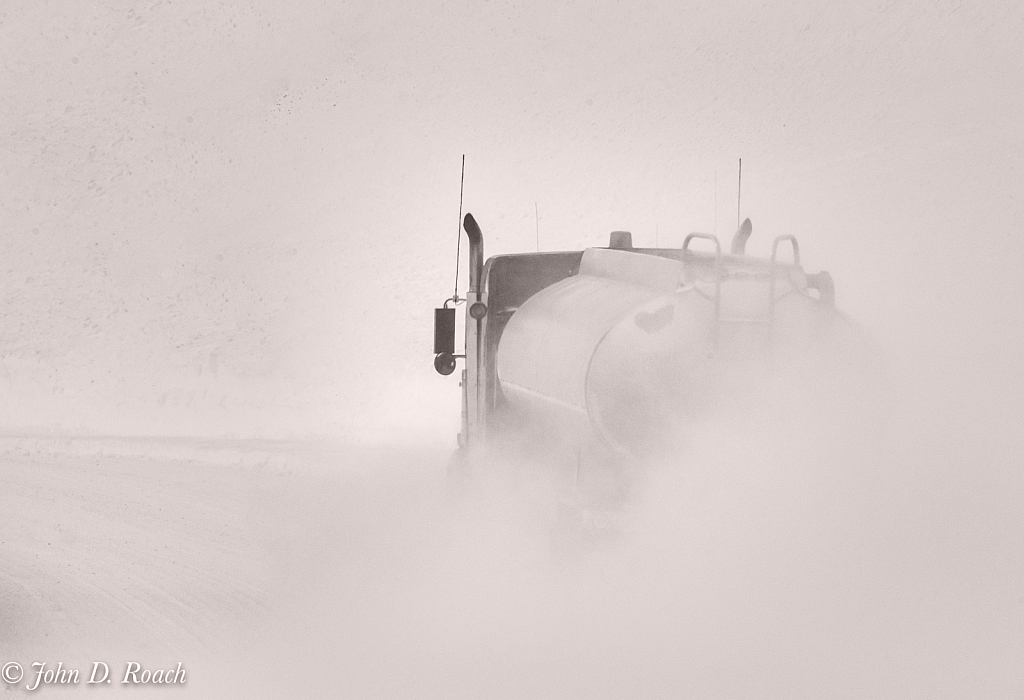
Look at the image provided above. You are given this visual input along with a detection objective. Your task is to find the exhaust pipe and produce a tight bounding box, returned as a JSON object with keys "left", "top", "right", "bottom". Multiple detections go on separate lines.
{"left": 730, "top": 217, "right": 753, "bottom": 255}
{"left": 463, "top": 213, "right": 488, "bottom": 320}
{"left": 463, "top": 213, "right": 484, "bottom": 294}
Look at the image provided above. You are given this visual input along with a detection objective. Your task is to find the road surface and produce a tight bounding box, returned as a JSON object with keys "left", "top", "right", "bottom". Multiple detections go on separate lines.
{"left": 1, "top": 431, "right": 1022, "bottom": 699}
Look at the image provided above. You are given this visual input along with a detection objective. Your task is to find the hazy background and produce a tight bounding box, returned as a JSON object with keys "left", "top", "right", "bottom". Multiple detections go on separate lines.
{"left": 2, "top": 2, "right": 1024, "bottom": 697}
{"left": 1, "top": 0, "right": 1020, "bottom": 443}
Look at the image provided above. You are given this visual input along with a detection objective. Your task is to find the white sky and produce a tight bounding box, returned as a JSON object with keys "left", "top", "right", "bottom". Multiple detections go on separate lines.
{"left": 0, "top": 0, "right": 1021, "bottom": 438}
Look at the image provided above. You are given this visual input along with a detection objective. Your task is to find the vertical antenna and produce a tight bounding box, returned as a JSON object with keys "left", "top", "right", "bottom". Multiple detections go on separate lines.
{"left": 737, "top": 158, "right": 742, "bottom": 230}
{"left": 656, "top": 223, "right": 659, "bottom": 248}
{"left": 535, "top": 202, "right": 539, "bottom": 252}
{"left": 452, "top": 155, "right": 465, "bottom": 302}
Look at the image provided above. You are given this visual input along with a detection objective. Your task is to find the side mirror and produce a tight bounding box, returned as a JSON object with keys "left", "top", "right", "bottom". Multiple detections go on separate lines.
{"left": 434, "top": 307, "right": 457, "bottom": 376}
{"left": 434, "top": 307, "right": 455, "bottom": 354}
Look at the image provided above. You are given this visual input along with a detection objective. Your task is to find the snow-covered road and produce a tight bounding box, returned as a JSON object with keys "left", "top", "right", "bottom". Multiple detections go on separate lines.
{"left": 0, "top": 443, "right": 450, "bottom": 697}
{"left": 0, "top": 451, "right": 280, "bottom": 655}
{"left": 2, "top": 424, "right": 1022, "bottom": 699}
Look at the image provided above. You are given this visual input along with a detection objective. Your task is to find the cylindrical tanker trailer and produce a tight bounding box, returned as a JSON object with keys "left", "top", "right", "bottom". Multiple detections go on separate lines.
{"left": 434, "top": 213, "right": 858, "bottom": 509}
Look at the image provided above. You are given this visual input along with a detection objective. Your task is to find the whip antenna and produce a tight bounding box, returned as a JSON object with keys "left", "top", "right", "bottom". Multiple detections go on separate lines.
{"left": 535, "top": 203, "right": 539, "bottom": 252}
{"left": 452, "top": 155, "right": 465, "bottom": 303}
{"left": 737, "top": 158, "right": 742, "bottom": 229}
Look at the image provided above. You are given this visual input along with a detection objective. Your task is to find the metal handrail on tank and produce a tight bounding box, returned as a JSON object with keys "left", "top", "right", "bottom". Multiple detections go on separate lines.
{"left": 768, "top": 235, "right": 800, "bottom": 342}
{"left": 682, "top": 232, "right": 722, "bottom": 351}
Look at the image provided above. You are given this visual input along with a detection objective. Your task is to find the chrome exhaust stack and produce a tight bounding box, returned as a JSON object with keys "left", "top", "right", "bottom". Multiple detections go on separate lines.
{"left": 730, "top": 217, "right": 753, "bottom": 255}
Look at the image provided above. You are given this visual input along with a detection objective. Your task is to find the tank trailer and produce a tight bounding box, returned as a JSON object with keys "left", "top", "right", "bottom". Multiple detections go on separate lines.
{"left": 434, "top": 213, "right": 850, "bottom": 509}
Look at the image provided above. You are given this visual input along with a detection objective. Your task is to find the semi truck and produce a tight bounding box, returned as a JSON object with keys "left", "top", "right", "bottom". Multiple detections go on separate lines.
{"left": 434, "top": 213, "right": 858, "bottom": 515}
